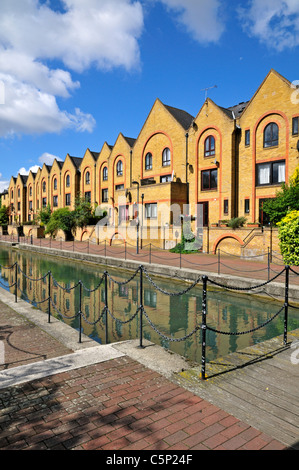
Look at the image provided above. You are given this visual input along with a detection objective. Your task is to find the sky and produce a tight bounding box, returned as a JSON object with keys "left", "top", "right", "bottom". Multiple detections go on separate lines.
{"left": 0, "top": 0, "right": 299, "bottom": 192}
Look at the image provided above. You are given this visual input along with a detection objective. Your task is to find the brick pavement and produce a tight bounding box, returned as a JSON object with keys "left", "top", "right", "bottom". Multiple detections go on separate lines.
{"left": 0, "top": 298, "right": 288, "bottom": 451}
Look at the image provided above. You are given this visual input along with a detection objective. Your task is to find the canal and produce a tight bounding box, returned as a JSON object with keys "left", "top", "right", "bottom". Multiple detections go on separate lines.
{"left": 0, "top": 246, "right": 298, "bottom": 364}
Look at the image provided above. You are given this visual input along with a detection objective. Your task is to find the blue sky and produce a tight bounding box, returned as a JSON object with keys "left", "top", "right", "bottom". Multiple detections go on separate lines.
{"left": 1, "top": 0, "right": 299, "bottom": 191}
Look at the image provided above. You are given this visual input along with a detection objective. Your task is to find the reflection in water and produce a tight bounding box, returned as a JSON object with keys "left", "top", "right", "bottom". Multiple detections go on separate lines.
{"left": 0, "top": 247, "right": 297, "bottom": 364}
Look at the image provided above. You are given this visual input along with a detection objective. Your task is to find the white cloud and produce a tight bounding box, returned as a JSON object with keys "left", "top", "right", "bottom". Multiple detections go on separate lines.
{"left": 0, "top": 0, "right": 144, "bottom": 138}
{"left": 18, "top": 165, "right": 41, "bottom": 176}
{"left": 159, "top": 0, "right": 225, "bottom": 43}
{"left": 39, "top": 153, "right": 63, "bottom": 166}
{"left": 0, "top": 173, "right": 10, "bottom": 193}
{"left": 17, "top": 153, "right": 63, "bottom": 176}
{"left": 238, "top": 0, "right": 299, "bottom": 50}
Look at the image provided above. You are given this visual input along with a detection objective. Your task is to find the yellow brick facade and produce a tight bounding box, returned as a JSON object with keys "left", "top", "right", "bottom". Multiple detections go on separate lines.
{"left": 1, "top": 69, "right": 298, "bottom": 253}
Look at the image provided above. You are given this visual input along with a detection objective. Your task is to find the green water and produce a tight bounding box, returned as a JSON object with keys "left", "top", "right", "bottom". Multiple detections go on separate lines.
{"left": 0, "top": 246, "right": 298, "bottom": 364}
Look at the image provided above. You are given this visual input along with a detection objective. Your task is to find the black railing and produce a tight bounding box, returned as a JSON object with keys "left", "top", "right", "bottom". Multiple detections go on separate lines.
{"left": 2, "top": 234, "right": 297, "bottom": 282}
{"left": 0, "top": 260, "right": 297, "bottom": 380}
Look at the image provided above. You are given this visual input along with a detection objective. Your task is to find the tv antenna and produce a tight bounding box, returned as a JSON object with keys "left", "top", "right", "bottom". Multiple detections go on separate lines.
{"left": 201, "top": 85, "right": 217, "bottom": 101}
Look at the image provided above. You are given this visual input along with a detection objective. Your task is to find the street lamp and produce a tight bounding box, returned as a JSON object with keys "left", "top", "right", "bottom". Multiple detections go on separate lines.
{"left": 132, "top": 181, "right": 139, "bottom": 254}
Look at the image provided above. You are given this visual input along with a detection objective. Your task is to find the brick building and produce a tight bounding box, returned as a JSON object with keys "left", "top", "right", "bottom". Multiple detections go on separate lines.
{"left": 2, "top": 69, "right": 299, "bottom": 251}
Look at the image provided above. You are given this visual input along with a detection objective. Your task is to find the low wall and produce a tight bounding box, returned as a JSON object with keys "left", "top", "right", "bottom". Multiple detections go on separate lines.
{"left": 202, "top": 226, "right": 281, "bottom": 260}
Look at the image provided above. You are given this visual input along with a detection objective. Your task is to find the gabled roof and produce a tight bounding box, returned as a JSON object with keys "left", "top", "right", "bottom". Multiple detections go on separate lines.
{"left": 19, "top": 174, "right": 28, "bottom": 185}
{"left": 123, "top": 136, "right": 136, "bottom": 148}
{"left": 163, "top": 103, "right": 195, "bottom": 130}
{"left": 69, "top": 156, "right": 83, "bottom": 169}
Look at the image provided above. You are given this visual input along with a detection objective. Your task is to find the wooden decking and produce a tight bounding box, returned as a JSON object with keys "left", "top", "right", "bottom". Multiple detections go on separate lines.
{"left": 174, "top": 329, "right": 299, "bottom": 449}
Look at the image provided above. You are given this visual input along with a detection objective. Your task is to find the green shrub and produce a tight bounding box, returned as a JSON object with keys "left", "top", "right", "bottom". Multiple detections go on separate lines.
{"left": 277, "top": 210, "right": 299, "bottom": 266}
{"left": 227, "top": 217, "right": 247, "bottom": 229}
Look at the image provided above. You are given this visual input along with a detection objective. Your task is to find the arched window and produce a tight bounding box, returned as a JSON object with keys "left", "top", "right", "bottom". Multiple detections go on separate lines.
{"left": 85, "top": 171, "right": 90, "bottom": 185}
{"left": 42, "top": 181, "right": 46, "bottom": 193}
{"left": 264, "top": 122, "right": 279, "bottom": 148}
{"left": 103, "top": 166, "right": 108, "bottom": 181}
{"left": 204, "top": 136, "right": 215, "bottom": 157}
{"left": 53, "top": 178, "right": 57, "bottom": 190}
{"left": 145, "top": 152, "right": 152, "bottom": 170}
{"left": 66, "top": 174, "right": 70, "bottom": 187}
{"left": 116, "top": 160, "right": 123, "bottom": 176}
{"left": 162, "top": 148, "right": 171, "bottom": 166}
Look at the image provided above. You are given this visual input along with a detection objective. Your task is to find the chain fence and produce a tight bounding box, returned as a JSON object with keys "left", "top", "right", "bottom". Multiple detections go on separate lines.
{"left": 0, "top": 258, "right": 297, "bottom": 380}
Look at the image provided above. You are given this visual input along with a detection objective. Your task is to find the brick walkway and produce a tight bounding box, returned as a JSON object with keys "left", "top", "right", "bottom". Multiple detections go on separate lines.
{"left": 0, "top": 298, "right": 289, "bottom": 451}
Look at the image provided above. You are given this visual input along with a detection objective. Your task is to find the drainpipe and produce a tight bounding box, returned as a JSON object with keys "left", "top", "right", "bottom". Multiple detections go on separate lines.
{"left": 185, "top": 133, "right": 189, "bottom": 214}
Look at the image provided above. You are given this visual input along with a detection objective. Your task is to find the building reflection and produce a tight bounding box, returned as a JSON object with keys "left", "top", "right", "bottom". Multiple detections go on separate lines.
{"left": 0, "top": 247, "right": 287, "bottom": 364}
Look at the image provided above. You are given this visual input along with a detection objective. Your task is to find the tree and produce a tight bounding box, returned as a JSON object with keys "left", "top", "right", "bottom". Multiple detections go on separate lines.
{"left": 73, "top": 195, "right": 93, "bottom": 230}
{"left": 277, "top": 210, "right": 299, "bottom": 265}
{"left": 0, "top": 205, "right": 9, "bottom": 225}
{"left": 262, "top": 167, "right": 299, "bottom": 225}
{"left": 37, "top": 204, "right": 52, "bottom": 226}
{"left": 45, "top": 208, "right": 76, "bottom": 240}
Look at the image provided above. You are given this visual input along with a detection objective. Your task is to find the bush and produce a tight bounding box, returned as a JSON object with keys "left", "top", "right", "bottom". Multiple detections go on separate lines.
{"left": 0, "top": 205, "right": 9, "bottom": 226}
{"left": 227, "top": 217, "right": 247, "bottom": 229}
{"left": 277, "top": 210, "right": 299, "bottom": 265}
{"left": 45, "top": 208, "right": 76, "bottom": 239}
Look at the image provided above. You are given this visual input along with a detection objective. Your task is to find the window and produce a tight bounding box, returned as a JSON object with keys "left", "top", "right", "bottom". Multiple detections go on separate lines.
{"left": 85, "top": 171, "right": 90, "bottom": 185}
{"left": 17, "top": 202, "right": 20, "bottom": 211}
{"left": 29, "top": 201, "right": 33, "bottom": 211}
{"left": 85, "top": 191, "right": 91, "bottom": 202}
{"left": 53, "top": 178, "right": 57, "bottom": 190}
{"left": 244, "top": 199, "right": 250, "bottom": 214}
{"left": 145, "top": 203, "right": 157, "bottom": 219}
{"left": 223, "top": 199, "right": 229, "bottom": 215}
{"left": 256, "top": 160, "right": 285, "bottom": 186}
{"left": 160, "top": 175, "right": 172, "bottom": 183}
{"left": 115, "top": 184, "right": 124, "bottom": 191}
{"left": 103, "top": 167, "right": 108, "bottom": 181}
{"left": 102, "top": 188, "right": 108, "bottom": 203}
{"left": 162, "top": 147, "right": 171, "bottom": 166}
{"left": 264, "top": 122, "right": 279, "bottom": 148}
{"left": 292, "top": 117, "right": 299, "bottom": 135}
{"left": 18, "top": 188, "right": 20, "bottom": 197}
{"left": 144, "top": 290, "right": 157, "bottom": 308}
{"left": 145, "top": 152, "right": 152, "bottom": 170}
{"left": 119, "top": 205, "right": 129, "bottom": 223}
{"left": 201, "top": 169, "right": 218, "bottom": 190}
{"left": 245, "top": 129, "right": 250, "bottom": 146}
{"left": 53, "top": 195, "right": 58, "bottom": 207}
{"left": 204, "top": 136, "right": 215, "bottom": 157}
{"left": 42, "top": 197, "right": 47, "bottom": 207}
{"left": 66, "top": 174, "right": 70, "bottom": 187}
{"left": 42, "top": 181, "right": 46, "bottom": 193}
{"left": 65, "top": 193, "right": 71, "bottom": 206}
{"left": 29, "top": 186, "right": 32, "bottom": 196}
{"left": 116, "top": 160, "right": 123, "bottom": 176}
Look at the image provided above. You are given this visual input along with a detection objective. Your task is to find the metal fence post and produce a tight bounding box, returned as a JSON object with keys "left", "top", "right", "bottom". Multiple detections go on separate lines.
{"left": 14, "top": 262, "right": 18, "bottom": 303}
{"left": 78, "top": 281, "right": 82, "bottom": 343}
{"left": 201, "top": 275, "right": 208, "bottom": 380}
{"left": 284, "top": 265, "right": 289, "bottom": 345}
{"left": 267, "top": 247, "right": 270, "bottom": 281}
{"left": 149, "top": 243, "right": 151, "bottom": 264}
{"left": 48, "top": 271, "right": 51, "bottom": 323}
{"left": 104, "top": 271, "right": 109, "bottom": 344}
{"left": 218, "top": 249, "right": 220, "bottom": 275}
{"left": 139, "top": 266, "right": 144, "bottom": 348}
